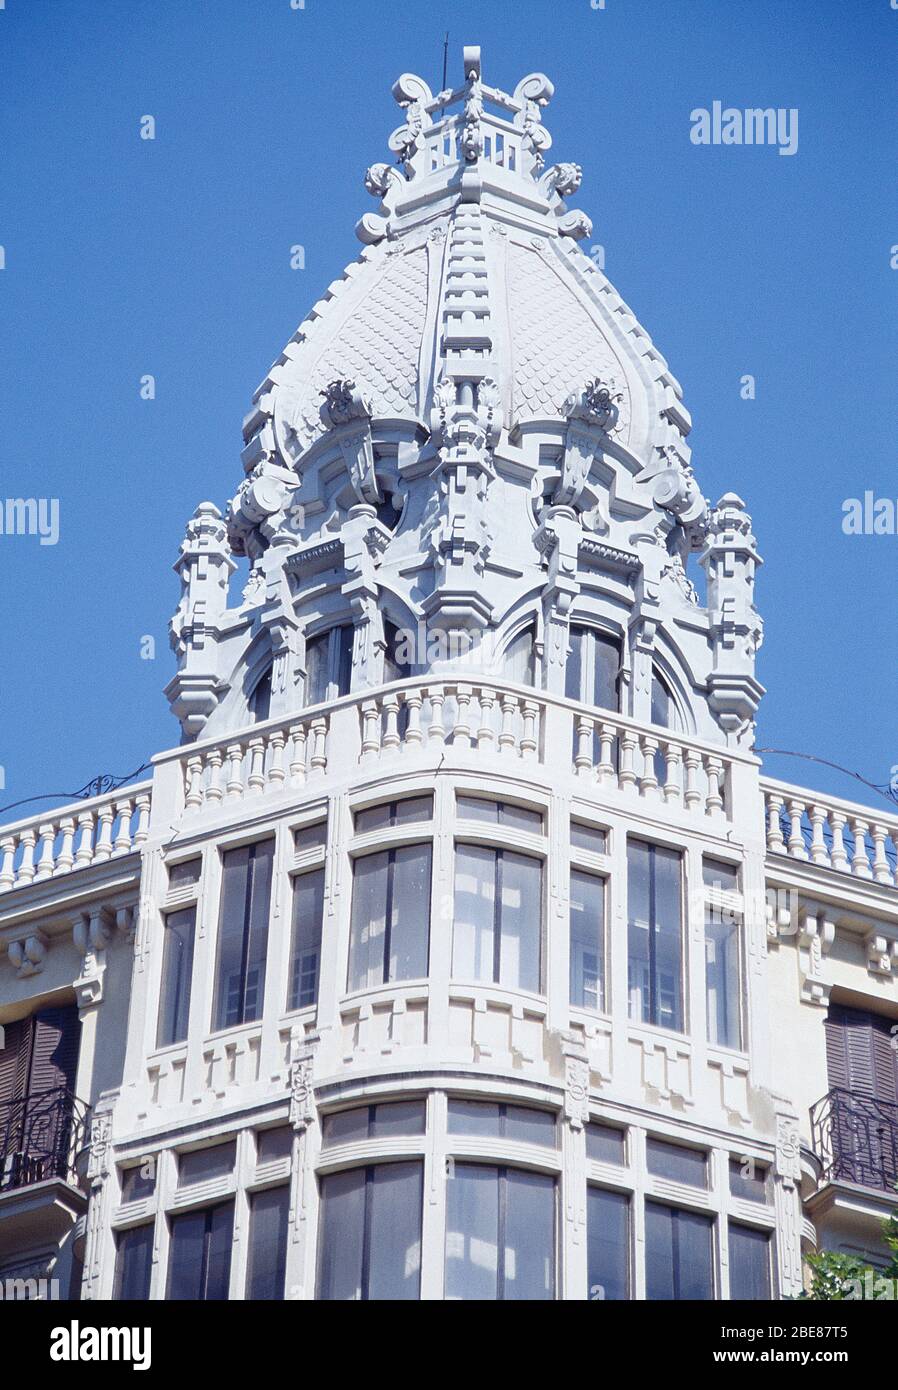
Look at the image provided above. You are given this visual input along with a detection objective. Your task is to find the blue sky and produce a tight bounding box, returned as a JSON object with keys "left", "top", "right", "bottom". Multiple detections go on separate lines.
{"left": 0, "top": 0, "right": 894, "bottom": 814}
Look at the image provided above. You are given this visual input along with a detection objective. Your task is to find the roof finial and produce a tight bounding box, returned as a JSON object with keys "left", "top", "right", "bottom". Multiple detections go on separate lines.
{"left": 463, "top": 46, "right": 481, "bottom": 81}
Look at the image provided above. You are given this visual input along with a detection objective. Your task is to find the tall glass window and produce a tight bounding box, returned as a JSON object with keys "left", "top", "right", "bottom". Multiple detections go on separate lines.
{"left": 565, "top": 626, "right": 621, "bottom": 711}
{"left": 704, "top": 859, "right": 742, "bottom": 1050}
{"left": 570, "top": 870, "right": 605, "bottom": 1011}
{"left": 167, "top": 1202, "right": 234, "bottom": 1301}
{"left": 445, "top": 1164, "right": 555, "bottom": 1300}
{"left": 587, "top": 1188, "right": 629, "bottom": 1301}
{"left": 249, "top": 664, "right": 272, "bottom": 723}
{"left": 213, "top": 840, "right": 274, "bottom": 1031}
{"left": 453, "top": 846, "right": 542, "bottom": 993}
{"left": 305, "top": 624, "right": 353, "bottom": 706}
{"left": 289, "top": 868, "right": 325, "bottom": 1010}
{"left": 627, "top": 840, "right": 683, "bottom": 1031}
{"left": 246, "top": 1186, "right": 290, "bottom": 1300}
{"left": 157, "top": 907, "right": 196, "bottom": 1047}
{"left": 728, "top": 1223, "right": 771, "bottom": 1300}
{"left": 317, "top": 1162, "right": 423, "bottom": 1300}
{"left": 644, "top": 1202, "right": 714, "bottom": 1300}
{"left": 348, "top": 845, "right": 432, "bottom": 991}
{"left": 503, "top": 625, "right": 536, "bottom": 686}
{"left": 113, "top": 1224, "right": 154, "bottom": 1300}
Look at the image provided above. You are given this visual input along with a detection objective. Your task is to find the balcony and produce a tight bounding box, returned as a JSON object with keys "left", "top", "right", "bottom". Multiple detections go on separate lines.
{"left": 0, "top": 1088, "right": 90, "bottom": 1256}
{"left": 811, "top": 1087, "right": 898, "bottom": 1196}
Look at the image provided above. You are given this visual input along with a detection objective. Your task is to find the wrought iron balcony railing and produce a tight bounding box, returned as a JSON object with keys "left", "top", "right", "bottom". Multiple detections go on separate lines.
{"left": 0, "top": 1087, "right": 89, "bottom": 1195}
{"left": 811, "top": 1087, "right": 898, "bottom": 1195}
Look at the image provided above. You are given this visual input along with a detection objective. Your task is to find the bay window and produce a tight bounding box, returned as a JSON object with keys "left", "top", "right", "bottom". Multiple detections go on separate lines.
{"left": 288, "top": 868, "right": 325, "bottom": 1010}
{"left": 113, "top": 1224, "right": 154, "bottom": 1301}
{"left": 167, "top": 1202, "right": 234, "bottom": 1301}
{"left": 213, "top": 840, "right": 274, "bottom": 1031}
{"left": 157, "top": 907, "right": 196, "bottom": 1048}
{"left": 704, "top": 859, "right": 742, "bottom": 1050}
{"left": 728, "top": 1223, "right": 771, "bottom": 1300}
{"left": 317, "top": 1162, "right": 423, "bottom": 1300}
{"left": 587, "top": 1187, "right": 629, "bottom": 1301}
{"left": 445, "top": 1164, "right": 556, "bottom": 1300}
{"left": 569, "top": 870, "right": 605, "bottom": 1012}
{"left": 305, "top": 624, "right": 353, "bottom": 706}
{"left": 644, "top": 1201, "right": 714, "bottom": 1300}
{"left": 348, "top": 844, "right": 432, "bottom": 990}
{"left": 246, "top": 1186, "right": 290, "bottom": 1300}
{"left": 452, "top": 844, "right": 542, "bottom": 993}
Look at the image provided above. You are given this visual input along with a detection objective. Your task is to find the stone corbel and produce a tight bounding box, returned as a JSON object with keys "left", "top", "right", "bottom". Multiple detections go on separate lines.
{"left": 288, "top": 1031, "right": 319, "bottom": 1133}
{"left": 865, "top": 930, "right": 898, "bottom": 978}
{"left": 797, "top": 905, "right": 835, "bottom": 1006}
{"left": 561, "top": 1033, "right": 591, "bottom": 1130}
{"left": 556, "top": 380, "right": 623, "bottom": 510}
{"left": 8, "top": 931, "right": 48, "bottom": 978}
{"left": 321, "top": 380, "right": 380, "bottom": 506}
{"left": 73, "top": 907, "right": 112, "bottom": 1009}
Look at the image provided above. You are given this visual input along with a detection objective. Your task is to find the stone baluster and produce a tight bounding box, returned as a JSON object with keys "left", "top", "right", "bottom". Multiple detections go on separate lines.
{"left": 360, "top": 701, "right": 381, "bottom": 764}
{"left": 619, "top": 731, "right": 639, "bottom": 791}
{"left": 787, "top": 800, "right": 808, "bottom": 860}
{"left": 16, "top": 829, "right": 37, "bottom": 884}
{"left": 766, "top": 793, "right": 785, "bottom": 852}
{"left": 663, "top": 742, "right": 682, "bottom": 805}
{"left": 247, "top": 737, "right": 266, "bottom": 794}
{"left": 267, "top": 730, "right": 287, "bottom": 790}
{"left": 309, "top": 718, "right": 328, "bottom": 775}
{"left": 288, "top": 725, "right": 307, "bottom": 786}
{"left": 640, "top": 736, "right": 659, "bottom": 797}
{"left": 74, "top": 812, "right": 95, "bottom": 868}
{"left": 476, "top": 688, "right": 496, "bottom": 753}
{"left": 829, "top": 810, "right": 849, "bottom": 871}
{"left": 113, "top": 800, "right": 133, "bottom": 856}
{"left": 382, "top": 694, "right": 402, "bottom": 752}
{"left": 133, "top": 794, "right": 151, "bottom": 844}
{"left": 574, "top": 717, "right": 594, "bottom": 776}
{"left": 404, "top": 691, "right": 424, "bottom": 749}
{"left": 454, "top": 685, "right": 473, "bottom": 752}
{"left": 55, "top": 818, "right": 76, "bottom": 874}
{"left": 597, "top": 724, "right": 616, "bottom": 786}
{"left": 427, "top": 689, "right": 446, "bottom": 749}
{"left": 94, "top": 804, "right": 115, "bottom": 862}
{"left": 185, "top": 756, "right": 203, "bottom": 810}
{"left": 498, "top": 694, "right": 518, "bottom": 755}
{"left": 683, "top": 749, "right": 702, "bottom": 812}
{"left": 34, "top": 823, "right": 57, "bottom": 881}
{"left": 205, "top": 750, "right": 224, "bottom": 805}
{"left": 226, "top": 743, "right": 244, "bottom": 799}
{"left": 871, "top": 825, "right": 894, "bottom": 885}
{"left": 705, "top": 757, "right": 725, "bottom": 816}
{"left": 0, "top": 838, "right": 15, "bottom": 891}
{"left": 809, "top": 805, "right": 830, "bottom": 866}
{"left": 521, "top": 701, "right": 539, "bottom": 762}
{"left": 851, "top": 818, "right": 872, "bottom": 879}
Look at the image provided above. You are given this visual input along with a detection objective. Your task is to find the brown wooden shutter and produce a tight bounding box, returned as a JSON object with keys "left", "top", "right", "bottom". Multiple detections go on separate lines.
{"left": 825, "top": 1004, "right": 898, "bottom": 1103}
{"left": 0, "top": 1019, "right": 33, "bottom": 1104}
{"left": 26, "top": 1006, "right": 80, "bottom": 1096}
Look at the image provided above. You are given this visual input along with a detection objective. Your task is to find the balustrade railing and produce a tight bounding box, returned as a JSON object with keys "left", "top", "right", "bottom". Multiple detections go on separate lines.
{"left": 0, "top": 1088, "right": 89, "bottom": 1194}
{"left": 811, "top": 1087, "right": 898, "bottom": 1194}
{"left": 0, "top": 784, "right": 151, "bottom": 896}
{"left": 762, "top": 779, "right": 898, "bottom": 888}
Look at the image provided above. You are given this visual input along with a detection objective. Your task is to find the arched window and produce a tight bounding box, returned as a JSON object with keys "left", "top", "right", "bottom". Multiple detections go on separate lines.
{"left": 249, "top": 664, "right": 272, "bottom": 724}
{"left": 383, "top": 620, "right": 413, "bottom": 683}
{"left": 305, "top": 624, "right": 354, "bottom": 706}
{"left": 650, "top": 669, "right": 680, "bottom": 731}
{"left": 565, "top": 625, "right": 622, "bottom": 712}
{"left": 503, "top": 624, "right": 536, "bottom": 687}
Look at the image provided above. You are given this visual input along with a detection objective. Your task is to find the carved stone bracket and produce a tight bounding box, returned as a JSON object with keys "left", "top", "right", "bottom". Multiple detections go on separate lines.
{"left": 797, "top": 905, "right": 834, "bottom": 1007}
{"left": 8, "top": 931, "right": 48, "bottom": 978}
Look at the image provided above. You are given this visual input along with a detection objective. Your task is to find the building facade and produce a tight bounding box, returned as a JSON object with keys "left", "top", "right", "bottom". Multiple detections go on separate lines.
{"left": 1, "top": 49, "right": 896, "bottom": 1302}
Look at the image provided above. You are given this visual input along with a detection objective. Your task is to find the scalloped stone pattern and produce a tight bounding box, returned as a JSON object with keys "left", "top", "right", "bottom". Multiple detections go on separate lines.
{"left": 508, "top": 240, "right": 630, "bottom": 440}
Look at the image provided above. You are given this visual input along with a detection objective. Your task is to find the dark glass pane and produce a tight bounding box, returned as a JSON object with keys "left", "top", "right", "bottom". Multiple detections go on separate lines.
{"left": 703, "top": 858, "right": 740, "bottom": 892}
{"left": 654, "top": 846, "right": 683, "bottom": 1031}
{"left": 504, "top": 1169, "right": 555, "bottom": 1300}
{"left": 178, "top": 1141, "right": 236, "bottom": 1188}
{"left": 445, "top": 1164, "right": 499, "bottom": 1300}
{"left": 317, "top": 1168, "right": 365, "bottom": 1300}
{"left": 167, "top": 1202, "right": 234, "bottom": 1301}
{"left": 294, "top": 821, "right": 327, "bottom": 853}
{"left": 503, "top": 1105, "right": 556, "bottom": 1148}
{"left": 168, "top": 859, "right": 201, "bottom": 890}
{"left": 504, "top": 626, "right": 535, "bottom": 686}
{"left": 250, "top": 666, "right": 272, "bottom": 723}
{"left": 456, "top": 795, "right": 499, "bottom": 824}
{"left": 113, "top": 1224, "right": 154, "bottom": 1300}
{"left": 706, "top": 915, "right": 741, "bottom": 1049}
{"left": 646, "top": 1139, "right": 707, "bottom": 1188}
{"left": 393, "top": 795, "right": 434, "bottom": 825}
{"left": 157, "top": 907, "right": 196, "bottom": 1048}
{"left": 246, "top": 1186, "right": 289, "bottom": 1300}
{"left": 570, "top": 870, "right": 604, "bottom": 1011}
{"left": 729, "top": 1157, "right": 770, "bottom": 1205}
{"left": 120, "top": 1163, "right": 156, "bottom": 1204}
{"left": 500, "top": 803, "right": 543, "bottom": 833}
{"left": 627, "top": 840, "right": 683, "bottom": 1031}
{"left": 585, "top": 1123, "right": 626, "bottom": 1166}
{"left": 447, "top": 1099, "right": 502, "bottom": 1138}
{"left": 389, "top": 844, "right": 432, "bottom": 982}
{"left": 257, "top": 1127, "right": 294, "bottom": 1165}
{"left": 369, "top": 1100, "right": 427, "bottom": 1139}
{"left": 645, "top": 1202, "right": 713, "bottom": 1301}
{"left": 322, "top": 1108, "right": 371, "bottom": 1147}
{"left": 347, "top": 850, "right": 389, "bottom": 992}
{"left": 205, "top": 1202, "right": 235, "bottom": 1300}
{"left": 571, "top": 822, "right": 607, "bottom": 854}
{"left": 565, "top": 627, "right": 584, "bottom": 702}
{"left": 453, "top": 845, "right": 496, "bottom": 983}
{"left": 367, "top": 1162, "right": 423, "bottom": 1299}
{"left": 355, "top": 803, "right": 393, "bottom": 834}
{"left": 592, "top": 634, "right": 620, "bottom": 712}
{"left": 305, "top": 632, "right": 329, "bottom": 706}
{"left": 336, "top": 624, "right": 354, "bottom": 697}
{"left": 651, "top": 671, "right": 672, "bottom": 729}
{"left": 289, "top": 868, "right": 325, "bottom": 1010}
{"left": 587, "top": 1188, "right": 629, "bottom": 1300}
{"left": 498, "top": 852, "right": 541, "bottom": 993}
{"left": 729, "top": 1224, "right": 771, "bottom": 1301}
{"left": 213, "top": 840, "right": 274, "bottom": 1031}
